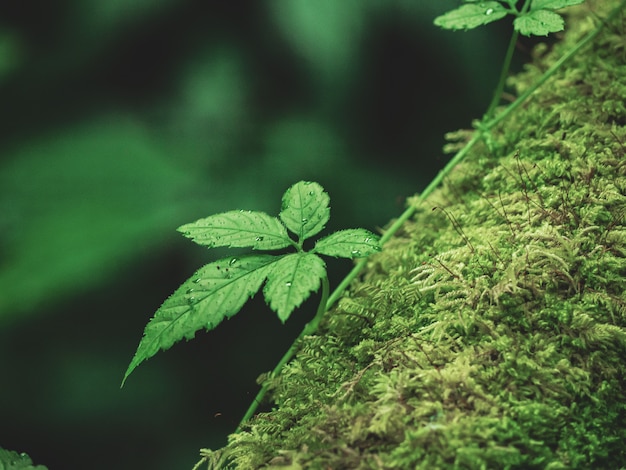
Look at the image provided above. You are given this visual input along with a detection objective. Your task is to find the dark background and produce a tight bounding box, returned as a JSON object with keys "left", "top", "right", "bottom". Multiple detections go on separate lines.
{"left": 0, "top": 1, "right": 526, "bottom": 468}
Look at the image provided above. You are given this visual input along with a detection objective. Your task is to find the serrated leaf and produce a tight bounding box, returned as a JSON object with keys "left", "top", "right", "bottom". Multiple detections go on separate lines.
{"left": 122, "top": 254, "right": 278, "bottom": 385}
{"left": 531, "top": 0, "right": 585, "bottom": 10}
{"left": 514, "top": 10, "right": 564, "bottom": 36}
{"left": 178, "top": 210, "right": 292, "bottom": 250}
{"left": 313, "top": 229, "right": 381, "bottom": 259}
{"left": 279, "top": 181, "right": 330, "bottom": 241}
{"left": 434, "top": 2, "right": 507, "bottom": 31}
{"left": 264, "top": 253, "right": 326, "bottom": 322}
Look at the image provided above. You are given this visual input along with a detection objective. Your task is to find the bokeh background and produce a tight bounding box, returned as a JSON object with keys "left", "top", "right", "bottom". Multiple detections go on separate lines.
{"left": 0, "top": 1, "right": 531, "bottom": 468}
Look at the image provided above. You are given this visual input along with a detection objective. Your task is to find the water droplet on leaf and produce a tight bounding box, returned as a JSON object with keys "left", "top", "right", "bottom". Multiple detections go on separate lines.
{"left": 285, "top": 282, "right": 292, "bottom": 287}
{"left": 301, "top": 218, "right": 308, "bottom": 224}
{"left": 351, "top": 250, "right": 362, "bottom": 257}
{"left": 229, "top": 257, "right": 238, "bottom": 266}
{"left": 485, "top": 8, "right": 494, "bottom": 15}
{"left": 186, "top": 288, "right": 194, "bottom": 294}
{"left": 255, "top": 236, "right": 264, "bottom": 242}
{"left": 193, "top": 278, "right": 201, "bottom": 284}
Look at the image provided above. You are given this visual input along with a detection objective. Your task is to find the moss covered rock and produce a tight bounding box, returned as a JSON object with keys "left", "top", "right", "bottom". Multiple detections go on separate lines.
{"left": 221, "top": 1, "right": 626, "bottom": 468}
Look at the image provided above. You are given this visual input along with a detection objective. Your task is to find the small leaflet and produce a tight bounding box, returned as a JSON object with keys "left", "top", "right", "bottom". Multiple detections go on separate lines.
{"left": 279, "top": 181, "right": 330, "bottom": 241}
{"left": 313, "top": 229, "right": 381, "bottom": 259}
{"left": 178, "top": 210, "right": 291, "bottom": 250}
{"left": 514, "top": 10, "right": 564, "bottom": 36}
{"left": 433, "top": 2, "right": 507, "bottom": 31}
{"left": 531, "top": 0, "right": 585, "bottom": 10}
{"left": 264, "top": 253, "right": 326, "bottom": 322}
{"left": 122, "top": 254, "right": 278, "bottom": 385}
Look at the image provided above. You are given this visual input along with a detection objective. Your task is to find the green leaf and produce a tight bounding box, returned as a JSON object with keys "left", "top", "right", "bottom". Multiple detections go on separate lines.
{"left": 264, "top": 253, "right": 326, "bottom": 322}
{"left": 433, "top": 2, "right": 508, "bottom": 30}
{"left": 0, "top": 448, "right": 47, "bottom": 470}
{"left": 122, "top": 254, "right": 278, "bottom": 385}
{"left": 178, "top": 210, "right": 292, "bottom": 250}
{"left": 531, "top": 0, "right": 585, "bottom": 10}
{"left": 279, "top": 181, "right": 330, "bottom": 241}
{"left": 313, "top": 229, "right": 381, "bottom": 259}
{"left": 514, "top": 10, "right": 564, "bottom": 36}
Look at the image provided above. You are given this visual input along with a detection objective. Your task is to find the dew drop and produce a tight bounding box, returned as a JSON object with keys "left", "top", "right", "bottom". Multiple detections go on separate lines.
{"left": 301, "top": 218, "right": 308, "bottom": 224}
{"left": 229, "top": 257, "right": 238, "bottom": 266}
{"left": 188, "top": 296, "right": 196, "bottom": 303}
{"left": 255, "top": 236, "right": 264, "bottom": 242}
{"left": 186, "top": 288, "right": 195, "bottom": 294}
{"left": 485, "top": 8, "right": 494, "bottom": 15}
{"left": 193, "top": 278, "right": 201, "bottom": 284}
{"left": 351, "top": 250, "right": 362, "bottom": 257}
{"left": 285, "top": 282, "right": 292, "bottom": 287}
{"left": 308, "top": 191, "right": 315, "bottom": 196}
{"left": 364, "top": 237, "right": 372, "bottom": 243}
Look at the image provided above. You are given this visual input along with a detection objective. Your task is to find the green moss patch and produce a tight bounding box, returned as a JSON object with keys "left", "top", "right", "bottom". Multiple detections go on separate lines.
{"left": 223, "top": 2, "right": 626, "bottom": 468}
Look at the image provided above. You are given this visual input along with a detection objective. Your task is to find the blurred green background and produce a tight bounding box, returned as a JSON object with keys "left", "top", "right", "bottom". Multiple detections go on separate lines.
{"left": 0, "top": 1, "right": 522, "bottom": 468}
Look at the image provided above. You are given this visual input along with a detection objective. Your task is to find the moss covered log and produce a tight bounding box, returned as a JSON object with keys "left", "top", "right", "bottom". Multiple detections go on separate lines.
{"left": 218, "top": 1, "right": 626, "bottom": 468}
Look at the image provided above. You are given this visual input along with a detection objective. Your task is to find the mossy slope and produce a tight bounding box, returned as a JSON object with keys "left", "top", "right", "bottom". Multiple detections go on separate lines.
{"left": 224, "top": 2, "right": 626, "bottom": 468}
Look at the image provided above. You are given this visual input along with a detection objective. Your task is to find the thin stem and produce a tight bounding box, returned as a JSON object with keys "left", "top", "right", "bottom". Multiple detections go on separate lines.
{"left": 485, "top": 28, "right": 519, "bottom": 119}
{"left": 236, "top": 274, "right": 330, "bottom": 432}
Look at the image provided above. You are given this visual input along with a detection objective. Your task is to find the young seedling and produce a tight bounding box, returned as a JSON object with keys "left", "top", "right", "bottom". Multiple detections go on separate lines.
{"left": 122, "top": 181, "right": 381, "bottom": 387}
{"left": 434, "top": 0, "right": 585, "bottom": 36}
{"left": 435, "top": 0, "right": 586, "bottom": 129}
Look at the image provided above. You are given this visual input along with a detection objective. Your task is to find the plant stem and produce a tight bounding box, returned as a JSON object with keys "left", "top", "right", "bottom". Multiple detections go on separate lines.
{"left": 236, "top": 274, "right": 330, "bottom": 432}
{"left": 485, "top": 4, "right": 622, "bottom": 129}
{"left": 485, "top": 28, "right": 519, "bottom": 120}
{"left": 233, "top": 0, "right": 625, "bottom": 431}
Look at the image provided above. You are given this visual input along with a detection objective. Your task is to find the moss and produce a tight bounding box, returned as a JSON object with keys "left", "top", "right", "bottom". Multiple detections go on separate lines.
{"left": 220, "top": 1, "right": 626, "bottom": 468}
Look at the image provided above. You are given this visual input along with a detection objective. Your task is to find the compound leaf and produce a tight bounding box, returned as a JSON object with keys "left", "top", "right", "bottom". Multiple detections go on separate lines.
{"left": 531, "top": 0, "right": 585, "bottom": 10}
{"left": 279, "top": 181, "right": 330, "bottom": 241}
{"left": 178, "top": 210, "right": 292, "bottom": 250}
{"left": 122, "top": 254, "right": 278, "bottom": 385}
{"left": 264, "top": 252, "right": 326, "bottom": 322}
{"left": 514, "top": 9, "right": 564, "bottom": 36}
{"left": 313, "top": 229, "right": 381, "bottom": 259}
{"left": 434, "top": 2, "right": 507, "bottom": 31}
